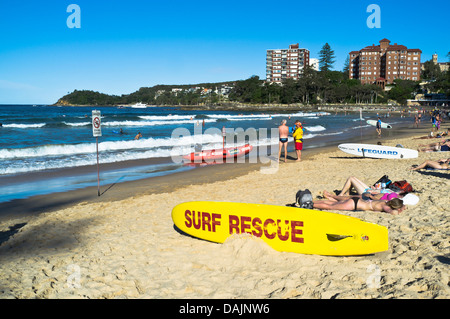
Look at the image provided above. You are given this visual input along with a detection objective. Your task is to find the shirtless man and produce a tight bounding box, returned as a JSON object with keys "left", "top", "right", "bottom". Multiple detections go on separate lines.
{"left": 278, "top": 120, "right": 289, "bottom": 162}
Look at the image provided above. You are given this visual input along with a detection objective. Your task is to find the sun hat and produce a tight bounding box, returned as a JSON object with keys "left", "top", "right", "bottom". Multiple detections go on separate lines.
{"left": 402, "top": 193, "right": 419, "bottom": 206}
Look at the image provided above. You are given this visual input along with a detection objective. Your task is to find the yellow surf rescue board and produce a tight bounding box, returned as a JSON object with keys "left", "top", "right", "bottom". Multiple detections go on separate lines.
{"left": 172, "top": 201, "right": 388, "bottom": 256}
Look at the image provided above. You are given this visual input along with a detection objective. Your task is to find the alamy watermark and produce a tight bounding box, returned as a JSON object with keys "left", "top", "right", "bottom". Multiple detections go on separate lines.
{"left": 169, "top": 125, "right": 282, "bottom": 174}
{"left": 366, "top": 4, "right": 381, "bottom": 29}
{"left": 67, "top": 4, "right": 81, "bottom": 29}
{"left": 366, "top": 264, "right": 382, "bottom": 289}
{"left": 67, "top": 264, "right": 81, "bottom": 289}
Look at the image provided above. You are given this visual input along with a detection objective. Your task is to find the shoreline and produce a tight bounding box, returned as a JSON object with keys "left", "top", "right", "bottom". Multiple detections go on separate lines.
{"left": 0, "top": 121, "right": 449, "bottom": 299}
{"left": 0, "top": 121, "right": 434, "bottom": 222}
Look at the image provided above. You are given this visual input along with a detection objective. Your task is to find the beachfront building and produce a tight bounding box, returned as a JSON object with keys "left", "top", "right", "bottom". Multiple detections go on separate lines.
{"left": 309, "top": 58, "right": 319, "bottom": 71}
{"left": 349, "top": 38, "right": 422, "bottom": 88}
{"left": 266, "top": 43, "right": 310, "bottom": 83}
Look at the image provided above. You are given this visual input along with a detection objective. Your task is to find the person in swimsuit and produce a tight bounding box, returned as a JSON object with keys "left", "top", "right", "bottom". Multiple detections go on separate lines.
{"left": 322, "top": 190, "right": 400, "bottom": 202}
{"left": 418, "top": 139, "right": 450, "bottom": 152}
{"left": 313, "top": 197, "right": 405, "bottom": 215}
{"left": 278, "top": 119, "right": 289, "bottom": 163}
{"left": 134, "top": 132, "right": 142, "bottom": 140}
{"left": 410, "top": 158, "right": 450, "bottom": 171}
{"left": 334, "top": 176, "right": 392, "bottom": 197}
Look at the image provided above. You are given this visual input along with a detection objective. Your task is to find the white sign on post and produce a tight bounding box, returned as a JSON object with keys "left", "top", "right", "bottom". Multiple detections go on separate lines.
{"left": 92, "top": 110, "right": 102, "bottom": 137}
{"left": 92, "top": 110, "right": 101, "bottom": 196}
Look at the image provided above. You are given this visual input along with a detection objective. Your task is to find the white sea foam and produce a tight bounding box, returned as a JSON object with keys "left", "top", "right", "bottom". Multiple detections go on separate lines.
{"left": 304, "top": 125, "right": 326, "bottom": 132}
{"left": 0, "top": 130, "right": 284, "bottom": 174}
{"left": 139, "top": 115, "right": 194, "bottom": 120}
{"left": 63, "top": 121, "right": 91, "bottom": 127}
{"left": 3, "top": 123, "right": 46, "bottom": 128}
{"left": 103, "top": 119, "right": 217, "bottom": 126}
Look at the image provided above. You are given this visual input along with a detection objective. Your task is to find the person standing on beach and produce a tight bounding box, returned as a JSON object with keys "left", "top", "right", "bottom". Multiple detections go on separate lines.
{"left": 292, "top": 120, "right": 303, "bottom": 162}
{"left": 376, "top": 117, "right": 382, "bottom": 137}
{"left": 278, "top": 120, "right": 289, "bottom": 162}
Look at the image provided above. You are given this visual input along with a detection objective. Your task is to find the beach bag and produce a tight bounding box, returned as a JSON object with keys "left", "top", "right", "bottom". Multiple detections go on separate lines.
{"left": 389, "top": 180, "right": 413, "bottom": 194}
{"left": 296, "top": 189, "right": 314, "bottom": 209}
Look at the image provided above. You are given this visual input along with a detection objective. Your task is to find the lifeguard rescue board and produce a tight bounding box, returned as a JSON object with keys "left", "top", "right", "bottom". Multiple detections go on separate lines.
{"left": 171, "top": 201, "right": 388, "bottom": 256}
{"left": 366, "top": 119, "right": 392, "bottom": 129}
{"left": 338, "top": 143, "right": 418, "bottom": 159}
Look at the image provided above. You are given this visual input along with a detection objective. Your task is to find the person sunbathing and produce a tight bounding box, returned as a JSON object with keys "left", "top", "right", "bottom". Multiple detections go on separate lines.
{"left": 323, "top": 190, "right": 399, "bottom": 201}
{"left": 414, "top": 128, "right": 450, "bottom": 140}
{"left": 410, "top": 158, "right": 450, "bottom": 171}
{"left": 418, "top": 139, "right": 450, "bottom": 152}
{"left": 313, "top": 197, "right": 406, "bottom": 215}
{"left": 322, "top": 189, "right": 419, "bottom": 206}
{"left": 335, "top": 176, "right": 391, "bottom": 196}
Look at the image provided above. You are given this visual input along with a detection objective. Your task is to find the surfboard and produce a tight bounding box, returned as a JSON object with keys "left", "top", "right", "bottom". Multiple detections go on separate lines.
{"left": 183, "top": 144, "right": 252, "bottom": 163}
{"left": 172, "top": 201, "right": 389, "bottom": 256}
{"left": 367, "top": 119, "right": 392, "bottom": 129}
{"left": 338, "top": 143, "right": 418, "bottom": 159}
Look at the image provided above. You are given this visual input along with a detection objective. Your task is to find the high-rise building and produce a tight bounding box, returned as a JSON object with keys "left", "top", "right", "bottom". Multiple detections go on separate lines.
{"left": 349, "top": 39, "right": 421, "bottom": 87}
{"left": 266, "top": 44, "right": 310, "bottom": 83}
{"left": 309, "top": 58, "right": 319, "bottom": 71}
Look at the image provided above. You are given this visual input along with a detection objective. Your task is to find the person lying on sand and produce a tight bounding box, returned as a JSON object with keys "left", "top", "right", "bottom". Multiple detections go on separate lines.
{"left": 323, "top": 190, "right": 399, "bottom": 201}
{"left": 414, "top": 128, "right": 450, "bottom": 140}
{"left": 336, "top": 176, "right": 392, "bottom": 196}
{"left": 322, "top": 189, "right": 419, "bottom": 206}
{"left": 313, "top": 197, "right": 406, "bottom": 215}
{"left": 418, "top": 139, "right": 450, "bottom": 152}
{"left": 410, "top": 158, "right": 450, "bottom": 171}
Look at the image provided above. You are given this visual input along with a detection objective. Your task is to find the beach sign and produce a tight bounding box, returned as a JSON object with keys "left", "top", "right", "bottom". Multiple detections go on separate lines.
{"left": 172, "top": 201, "right": 388, "bottom": 256}
{"left": 92, "top": 110, "right": 102, "bottom": 196}
{"left": 92, "top": 110, "right": 102, "bottom": 137}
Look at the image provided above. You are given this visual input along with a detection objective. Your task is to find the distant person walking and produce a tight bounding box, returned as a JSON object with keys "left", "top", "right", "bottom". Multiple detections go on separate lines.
{"left": 376, "top": 117, "right": 382, "bottom": 137}
{"left": 278, "top": 120, "right": 289, "bottom": 163}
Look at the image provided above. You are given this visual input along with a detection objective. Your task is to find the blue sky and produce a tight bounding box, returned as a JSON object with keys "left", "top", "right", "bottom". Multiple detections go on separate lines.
{"left": 0, "top": 0, "right": 449, "bottom": 104}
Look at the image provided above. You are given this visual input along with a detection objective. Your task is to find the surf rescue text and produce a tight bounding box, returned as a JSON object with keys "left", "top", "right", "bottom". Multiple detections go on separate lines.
{"left": 184, "top": 209, "right": 304, "bottom": 243}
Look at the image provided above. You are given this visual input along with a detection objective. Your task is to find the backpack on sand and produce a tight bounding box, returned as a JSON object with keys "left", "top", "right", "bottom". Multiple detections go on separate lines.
{"left": 296, "top": 189, "right": 314, "bottom": 209}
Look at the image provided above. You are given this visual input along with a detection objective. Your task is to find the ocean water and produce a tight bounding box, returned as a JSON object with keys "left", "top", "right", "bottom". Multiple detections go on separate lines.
{"left": 0, "top": 105, "right": 412, "bottom": 203}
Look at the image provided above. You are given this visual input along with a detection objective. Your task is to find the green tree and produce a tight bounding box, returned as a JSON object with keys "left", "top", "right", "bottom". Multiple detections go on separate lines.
{"left": 318, "top": 43, "right": 336, "bottom": 72}
{"left": 421, "top": 60, "right": 441, "bottom": 81}
{"left": 342, "top": 56, "right": 350, "bottom": 79}
{"left": 387, "top": 79, "right": 420, "bottom": 104}
{"left": 228, "top": 75, "right": 263, "bottom": 103}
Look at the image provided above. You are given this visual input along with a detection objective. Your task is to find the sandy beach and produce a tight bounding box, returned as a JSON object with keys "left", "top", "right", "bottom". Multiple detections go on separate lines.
{"left": 0, "top": 123, "right": 449, "bottom": 299}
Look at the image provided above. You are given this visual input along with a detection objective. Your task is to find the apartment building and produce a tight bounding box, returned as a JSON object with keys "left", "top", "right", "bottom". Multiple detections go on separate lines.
{"left": 349, "top": 39, "right": 422, "bottom": 87}
{"left": 266, "top": 43, "right": 310, "bottom": 83}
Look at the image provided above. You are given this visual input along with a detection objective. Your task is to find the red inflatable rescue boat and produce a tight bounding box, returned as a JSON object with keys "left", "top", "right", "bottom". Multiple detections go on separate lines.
{"left": 183, "top": 144, "right": 253, "bottom": 162}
